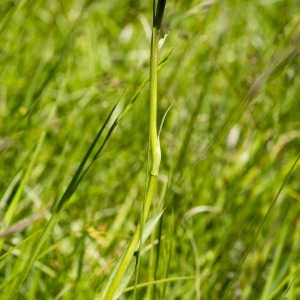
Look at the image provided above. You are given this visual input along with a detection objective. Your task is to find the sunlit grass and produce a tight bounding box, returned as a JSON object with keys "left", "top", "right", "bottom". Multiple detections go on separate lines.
{"left": 0, "top": 0, "right": 300, "bottom": 299}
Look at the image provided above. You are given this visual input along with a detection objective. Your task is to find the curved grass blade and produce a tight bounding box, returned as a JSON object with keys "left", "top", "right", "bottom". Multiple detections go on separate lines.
{"left": 98, "top": 211, "right": 165, "bottom": 300}
{"left": 5, "top": 74, "right": 148, "bottom": 300}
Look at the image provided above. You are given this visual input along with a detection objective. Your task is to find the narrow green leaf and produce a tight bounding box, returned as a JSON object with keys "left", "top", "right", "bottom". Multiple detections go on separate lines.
{"left": 136, "top": 210, "right": 165, "bottom": 251}
{"left": 112, "top": 256, "right": 137, "bottom": 300}
{"left": 99, "top": 210, "right": 165, "bottom": 300}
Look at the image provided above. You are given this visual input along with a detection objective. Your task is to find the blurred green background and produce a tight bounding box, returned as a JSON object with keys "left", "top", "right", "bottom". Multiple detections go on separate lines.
{"left": 0, "top": 0, "right": 300, "bottom": 299}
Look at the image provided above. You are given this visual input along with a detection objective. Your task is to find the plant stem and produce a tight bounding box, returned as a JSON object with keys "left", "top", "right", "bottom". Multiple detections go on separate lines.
{"left": 150, "top": 26, "right": 159, "bottom": 161}
{"left": 101, "top": 1, "right": 166, "bottom": 299}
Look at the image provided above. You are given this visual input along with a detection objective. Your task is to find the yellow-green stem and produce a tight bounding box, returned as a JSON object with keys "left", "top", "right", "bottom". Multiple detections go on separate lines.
{"left": 150, "top": 27, "right": 159, "bottom": 160}
{"left": 102, "top": 174, "right": 159, "bottom": 300}
{"left": 101, "top": 10, "right": 162, "bottom": 300}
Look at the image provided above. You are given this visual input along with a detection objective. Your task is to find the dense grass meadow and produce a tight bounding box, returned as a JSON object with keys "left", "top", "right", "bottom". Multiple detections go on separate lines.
{"left": 1, "top": 0, "right": 300, "bottom": 299}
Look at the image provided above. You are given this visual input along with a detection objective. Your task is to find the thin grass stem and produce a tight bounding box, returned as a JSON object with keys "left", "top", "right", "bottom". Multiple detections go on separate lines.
{"left": 99, "top": 1, "right": 166, "bottom": 299}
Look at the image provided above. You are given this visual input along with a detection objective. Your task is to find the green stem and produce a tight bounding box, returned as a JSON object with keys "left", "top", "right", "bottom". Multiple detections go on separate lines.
{"left": 102, "top": 174, "right": 159, "bottom": 300}
{"left": 101, "top": 1, "right": 165, "bottom": 298}
{"left": 150, "top": 27, "right": 159, "bottom": 160}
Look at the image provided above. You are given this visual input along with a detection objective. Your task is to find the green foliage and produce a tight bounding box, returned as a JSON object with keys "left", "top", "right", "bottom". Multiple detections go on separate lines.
{"left": 1, "top": 0, "right": 300, "bottom": 299}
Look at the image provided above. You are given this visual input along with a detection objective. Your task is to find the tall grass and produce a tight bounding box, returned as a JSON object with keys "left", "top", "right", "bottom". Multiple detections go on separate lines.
{"left": 1, "top": 0, "right": 300, "bottom": 299}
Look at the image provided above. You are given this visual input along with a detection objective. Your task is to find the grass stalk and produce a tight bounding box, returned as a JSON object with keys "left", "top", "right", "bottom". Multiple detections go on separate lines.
{"left": 99, "top": 1, "right": 166, "bottom": 299}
